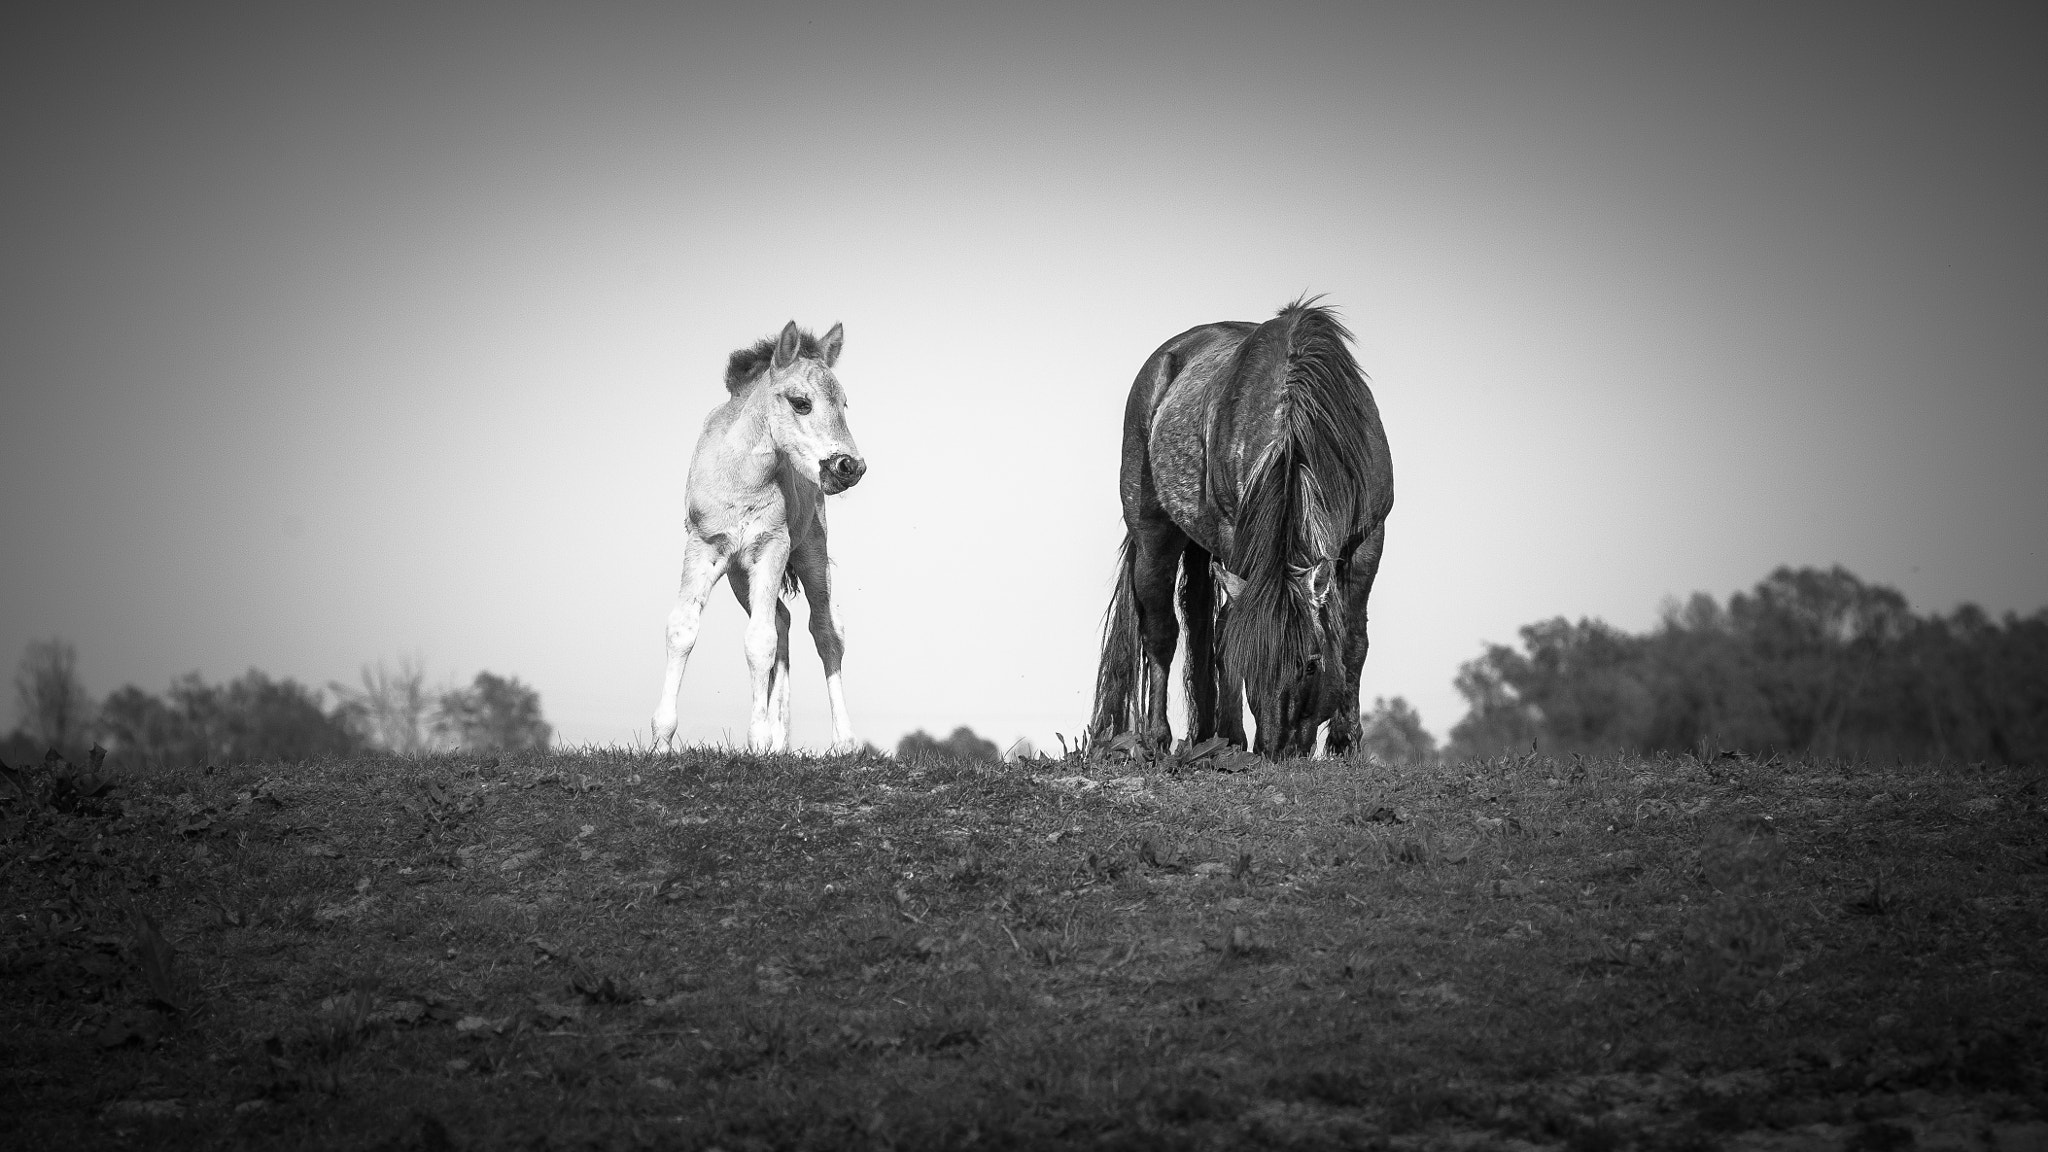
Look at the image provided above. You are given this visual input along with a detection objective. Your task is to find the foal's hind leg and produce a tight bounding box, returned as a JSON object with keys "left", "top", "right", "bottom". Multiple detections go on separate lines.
{"left": 729, "top": 571, "right": 794, "bottom": 753}
{"left": 1131, "top": 519, "right": 1187, "bottom": 750}
{"left": 732, "top": 545, "right": 795, "bottom": 753}
{"left": 788, "top": 541, "right": 856, "bottom": 754}
{"left": 652, "top": 535, "right": 729, "bottom": 748}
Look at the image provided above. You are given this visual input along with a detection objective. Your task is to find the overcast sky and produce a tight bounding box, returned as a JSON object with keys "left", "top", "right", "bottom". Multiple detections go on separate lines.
{"left": 4, "top": 2, "right": 2044, "bottom": 753}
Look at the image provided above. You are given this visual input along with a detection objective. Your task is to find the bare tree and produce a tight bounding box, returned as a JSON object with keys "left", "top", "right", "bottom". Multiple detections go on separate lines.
{"left": 13, "top": 638, "right": 95, "bottom": 752}
{"left": 331, "top": 657, "right": 441, "bottom": 754}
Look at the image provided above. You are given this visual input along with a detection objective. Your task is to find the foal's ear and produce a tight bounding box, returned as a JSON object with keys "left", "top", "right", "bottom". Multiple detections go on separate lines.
{"left": 772, "top": 320, "right": 803, "bottom": 369}
{"left": 819, "top": 322, "right": 844, "bottom": 367}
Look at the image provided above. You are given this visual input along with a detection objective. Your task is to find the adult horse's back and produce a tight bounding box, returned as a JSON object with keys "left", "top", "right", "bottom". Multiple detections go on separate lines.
{"left": 1089, "top": 300, "right": 1392, "bottom": 759}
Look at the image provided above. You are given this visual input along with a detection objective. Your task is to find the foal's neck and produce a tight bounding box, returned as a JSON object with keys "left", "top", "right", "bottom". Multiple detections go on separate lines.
{"left": 727, "top": 381, "right": 795, "bottom": 492}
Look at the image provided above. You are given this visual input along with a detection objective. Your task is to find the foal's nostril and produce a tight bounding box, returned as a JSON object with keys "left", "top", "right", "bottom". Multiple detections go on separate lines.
{"left": 822, "top": 454, "right": 866, "bottom": 485}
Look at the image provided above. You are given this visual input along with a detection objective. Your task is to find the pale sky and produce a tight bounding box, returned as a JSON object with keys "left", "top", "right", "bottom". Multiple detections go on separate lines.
{"left": 4, "top": 2, "right": 2044, "bottom": 753}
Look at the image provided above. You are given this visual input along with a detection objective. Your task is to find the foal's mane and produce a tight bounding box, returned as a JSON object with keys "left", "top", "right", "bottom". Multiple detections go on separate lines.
{"left": 724, "top": 328, "right": 830, "bottom": 395}
{"left": 1221, "top": 299, "right": 1384, "bottom": 708}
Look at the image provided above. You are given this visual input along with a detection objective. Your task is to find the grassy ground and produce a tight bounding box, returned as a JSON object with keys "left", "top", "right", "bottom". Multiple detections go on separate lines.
{"left": 3, "top": 743, "right": 2044, "bottom": 1151}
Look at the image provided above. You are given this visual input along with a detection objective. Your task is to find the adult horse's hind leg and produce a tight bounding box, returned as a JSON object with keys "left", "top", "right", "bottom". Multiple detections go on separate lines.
{"left": 1131, "top": 518, "right": 1187, "bottom": 750}
{"left": 1214, "top": 602, "right": 1248, "bottom": 749}
{"left": 652, "top": 536, "right": 729, "bottom": 747}
{"left": 1325, "top": 524, "right": 1386, "bottom": 758}
{"left": 1179, "top": 543, "right": 1218, "bottom": 742}
{"left": 729, "top": 574, "right": 793, "bottom": 753}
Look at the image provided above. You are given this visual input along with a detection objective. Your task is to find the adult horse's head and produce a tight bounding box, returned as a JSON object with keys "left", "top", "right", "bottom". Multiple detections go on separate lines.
{"left": 727, "top": 320, "right": 866, "bottom": 494}
{"left": 1220, "top": 552, "right": 1349, "bottom": 759}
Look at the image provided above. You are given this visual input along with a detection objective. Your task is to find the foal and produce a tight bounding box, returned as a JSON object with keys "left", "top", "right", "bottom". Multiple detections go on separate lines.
{"left": 651, "top": 321, "right": 867, "bottom": 753}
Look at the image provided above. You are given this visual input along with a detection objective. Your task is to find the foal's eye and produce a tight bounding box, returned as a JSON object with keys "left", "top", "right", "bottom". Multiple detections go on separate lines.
{"left": 788, "top": 395, "right": 813, "bottom": 416}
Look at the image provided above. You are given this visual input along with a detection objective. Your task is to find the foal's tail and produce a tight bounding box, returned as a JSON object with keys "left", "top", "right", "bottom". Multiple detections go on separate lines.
{"left": 1087, "top": 533, "right": 1145, "bottom": 741}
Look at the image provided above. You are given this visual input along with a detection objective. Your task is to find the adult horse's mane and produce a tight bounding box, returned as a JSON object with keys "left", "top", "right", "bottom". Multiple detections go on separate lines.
{"left": 1218, "top": 299, "right": 1386, "bottom": 717}
{"left": 724, "top": 328, "right": 831, "bottom": 394}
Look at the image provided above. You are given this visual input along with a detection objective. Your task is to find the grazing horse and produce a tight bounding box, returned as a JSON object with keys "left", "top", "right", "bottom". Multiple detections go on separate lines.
{"left": 652, "top": 321, "right": 867, "bottom": 753}
{"left": 1089, "top": 300, "right": 1393, "bottom": 759}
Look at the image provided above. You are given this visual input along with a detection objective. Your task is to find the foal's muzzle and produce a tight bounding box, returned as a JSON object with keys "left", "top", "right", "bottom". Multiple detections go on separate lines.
{"left": 820, "top": 453, "right": 866, "bottom": 494}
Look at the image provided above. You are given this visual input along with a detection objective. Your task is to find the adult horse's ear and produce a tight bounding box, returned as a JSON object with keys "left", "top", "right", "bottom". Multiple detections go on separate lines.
{"left": 819, "top": 322, "right": 844, "bottom": 367}
{"left": 772, "top": 320, "right": 803, "bottom": 369}
{"left": 1301, "top": 560, "right": 1336, "bottom": 609}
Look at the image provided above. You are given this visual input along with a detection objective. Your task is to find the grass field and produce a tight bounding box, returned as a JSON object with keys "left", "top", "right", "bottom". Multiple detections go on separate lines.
{"left": 3, "top": 743, "right": 2044, "bottom": 1150}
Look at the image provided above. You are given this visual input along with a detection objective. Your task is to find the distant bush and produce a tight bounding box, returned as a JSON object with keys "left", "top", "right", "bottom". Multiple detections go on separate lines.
{"left": 1358, "top": 696, "right": 1438, "bottom": 766}
{"left": 434, "top": 672, "right": 552, "bottom": 755}
{"left": 896, "top": 726, "right": 1001, "bottom": 766}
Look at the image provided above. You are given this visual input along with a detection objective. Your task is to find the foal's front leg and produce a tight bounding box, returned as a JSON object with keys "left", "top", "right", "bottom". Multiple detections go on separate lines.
{"left": 735, "top": 546, "right": 794, "bottom": 753}
{"left": 652, "top": 536, "right": 728, "bottom": 748}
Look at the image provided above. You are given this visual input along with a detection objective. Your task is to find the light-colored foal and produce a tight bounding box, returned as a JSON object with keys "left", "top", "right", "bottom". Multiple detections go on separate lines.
{"left": 651, "top": 320, "right": 867, "bottom": 753}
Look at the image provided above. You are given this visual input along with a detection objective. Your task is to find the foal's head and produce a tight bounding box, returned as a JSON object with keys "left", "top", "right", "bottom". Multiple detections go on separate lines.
{"left": 728, "top": 321, "right": 867, "bottom": 494}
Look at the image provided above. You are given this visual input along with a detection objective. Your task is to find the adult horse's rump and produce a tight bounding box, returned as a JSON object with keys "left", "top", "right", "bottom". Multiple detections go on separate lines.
{"left": 1089, "top": 300, "right": 1392, "bottom": 759}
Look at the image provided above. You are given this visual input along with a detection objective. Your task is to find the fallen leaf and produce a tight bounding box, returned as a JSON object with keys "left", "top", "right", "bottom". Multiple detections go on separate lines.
{"left": 95, "top": 1007, "right": 169, "bottom": 1048}
{"left": 532, "top": 999, "right": 584, "bottom": 1024}
{"left": 101, "top": 1098, "right": 183, "bottom": 1120}
{"left": 1210, "top": 749, "right": 1261, "bottom": 773}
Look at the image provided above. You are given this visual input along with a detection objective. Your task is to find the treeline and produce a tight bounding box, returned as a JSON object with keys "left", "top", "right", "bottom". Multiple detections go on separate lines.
{"left": 1443, "top": 566, "right": 2047, "bottom": 765}
{"left": 5, "top": 642, "right": 553, "bottom": 770}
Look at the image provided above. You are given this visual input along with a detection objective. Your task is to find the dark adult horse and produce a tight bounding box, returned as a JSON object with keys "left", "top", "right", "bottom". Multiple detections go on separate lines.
{"left": 1089, "top": 300, "right": 1393, "bottom": 759}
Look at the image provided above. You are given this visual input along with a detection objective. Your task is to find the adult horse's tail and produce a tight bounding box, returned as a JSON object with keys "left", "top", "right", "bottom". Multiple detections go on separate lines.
{"left": 1088, "top": 533, "right": 1145, "bottom": 741}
